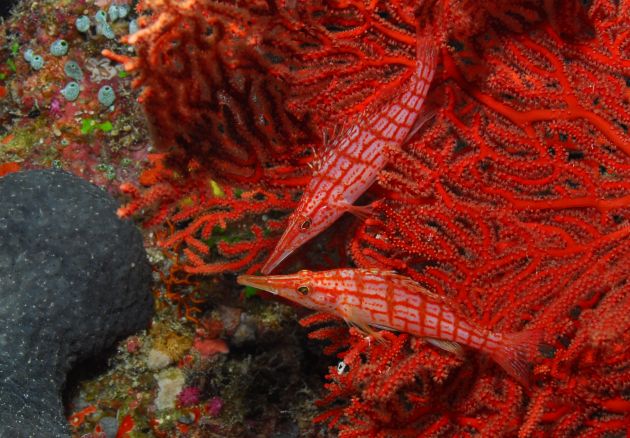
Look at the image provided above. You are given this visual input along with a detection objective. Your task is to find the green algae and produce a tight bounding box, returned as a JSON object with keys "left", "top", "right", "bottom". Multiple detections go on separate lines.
{"left": 0, "top": 117, "right": 59, "bottom": 165}
{"left": 80, "top": 118, "right": 113, "bottom": 135}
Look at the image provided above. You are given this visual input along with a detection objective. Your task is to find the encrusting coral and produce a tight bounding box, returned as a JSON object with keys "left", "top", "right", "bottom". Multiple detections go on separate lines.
{"left": 106, "top": 0, "right": 630, "bottom": 436}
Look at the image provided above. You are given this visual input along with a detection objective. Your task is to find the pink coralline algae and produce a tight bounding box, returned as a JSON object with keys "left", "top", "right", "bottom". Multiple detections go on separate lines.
{"left": 177, "top": 386, "right": 202, "bottom": 407}
{"left": 193, "top": 337, "right": 229, "bottom": 359}
{"left": 206, "top": 396, "right": 223, "bottom": 417}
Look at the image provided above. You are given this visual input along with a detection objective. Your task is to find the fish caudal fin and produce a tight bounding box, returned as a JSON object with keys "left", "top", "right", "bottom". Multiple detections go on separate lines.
{"left": 490, "top": 328, "right": 544, "bottom": 387}
{"left": 416, "top": 38, "right": 437, "bottom": 69}
{"left": 414, "top": 19, "right": 437, "bottom": 68}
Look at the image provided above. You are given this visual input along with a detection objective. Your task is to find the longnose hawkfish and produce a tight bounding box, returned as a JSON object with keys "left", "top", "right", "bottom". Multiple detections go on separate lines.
{"left": 238, "top": 269, "right": 543, "bottom": 386}
{"left": 260, "top": 41, "right": 437, "bottom": 274}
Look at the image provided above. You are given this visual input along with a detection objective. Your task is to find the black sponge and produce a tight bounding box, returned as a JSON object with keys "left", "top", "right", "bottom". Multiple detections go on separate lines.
{"left": 0, "top": 0, "right": 18, "bottom": 18}
{"left": 0, "top": 170, "right": 153, "bottom": 437}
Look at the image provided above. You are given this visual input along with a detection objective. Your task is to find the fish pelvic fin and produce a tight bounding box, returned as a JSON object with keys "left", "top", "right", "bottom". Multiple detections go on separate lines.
{"left": 490, "top": 328, "right": 544, "bottom": 387}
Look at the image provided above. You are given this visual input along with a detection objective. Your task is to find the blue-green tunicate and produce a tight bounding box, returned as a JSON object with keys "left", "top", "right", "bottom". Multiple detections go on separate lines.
{"left": 97, "top": 85, "right": 115, "bottom": 107}
{"left": 29, "top": 55, "right": 44, "bottom": 70}
{"left": 118, "top": 4, "right": 129, "bottom": 18}
{"left": 128, "top": 19, "right": 139, "bottom": 35}
{"left": 60, "top": 82, "right": 80, "bottom": 101}
{"left": 23, "top": 48, "right": 34, "bottom": 62}
{"left": 108, "top": 4, "right": 119, "bottom": 21}
{"left": 95, "top": 10, "right": 107, "bottom": 24}
{"left": 75, "top": 15, "right": 90, "bottom": 33}
{"left": 98, "top": 22, "right": 116, "bottom": 40}
{"left": 50, "top": 40, "right": 68, "bottom": 56}
{"left": 64, "top": 60, "right": 83, "bottom": 81}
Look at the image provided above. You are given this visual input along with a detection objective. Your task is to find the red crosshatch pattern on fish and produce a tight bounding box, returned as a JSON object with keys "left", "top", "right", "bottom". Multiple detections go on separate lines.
{"left": 238, "top": 269, "right": 543, "bottom": 386}
{"left": 261, "top": 43, "right": 437, "bottom": 274}
{"left": 325, "top": 269, "right": 502, "bottom": 351}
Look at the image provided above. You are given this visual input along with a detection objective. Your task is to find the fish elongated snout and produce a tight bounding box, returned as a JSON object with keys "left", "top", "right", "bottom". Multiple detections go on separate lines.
{"left": 238, "top": 274, "right": 270, "bottom": 292}
{"left": 237, "top": 272, "right": 304, "bottom": 296}
{"left": 237, "top": 274, "right": 280, "bottom": 295}
{"left": 260, "top": 259, "right": 277, "bottom": 276}
{"left": 260, "top": 247, "right": 293, "bottom": 275}
{"left": 262, "top": 219, "right": 315, "bottom": 274}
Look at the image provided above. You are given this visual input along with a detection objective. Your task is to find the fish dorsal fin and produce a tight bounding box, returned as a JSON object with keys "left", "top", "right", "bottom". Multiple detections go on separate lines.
{"left": 407, "top": 281, "right": 442, "bottom": 302}
{"left": 426, "top": 338, "right": 465, "bottom": 358}
{"left": 385, "top": 272, "right": 443, "bottom": 302}
{"left": 308, "top": 126, "right": 335, "bottom": 172}
{"left": 314, "top": 119, "right": 354, "bottom": 170}
{"left": 356, "top": 268, "right": 402, "bottom": 281}
{"left": 358, "top": 269, "right": 442, "bottom": 300}
{"left": 306, "top": 144, "right": 320, "bottom": 172}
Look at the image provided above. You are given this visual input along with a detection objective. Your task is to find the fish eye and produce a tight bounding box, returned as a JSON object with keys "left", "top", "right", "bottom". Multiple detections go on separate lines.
{"left": 300, "top": 217, "right": 312, "bottom": 231}
{"left": 297, "top": 285, "right": 310, "bottom": 295}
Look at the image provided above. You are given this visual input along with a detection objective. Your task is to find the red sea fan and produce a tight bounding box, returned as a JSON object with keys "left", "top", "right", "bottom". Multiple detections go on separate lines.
{"left": 117, "top": 153, "right": 297, "bottom": 274}
{"left": 308, "top": 1, "right": 629, "bottom": 436}
{"left": 104, "top": 0, "right": 318, "bottom": 185}
{"left": 110, "top": 0, "right": 629, "bottom": 436}
{"left": 104, "top": 0, "right": 318, "bottom": 274}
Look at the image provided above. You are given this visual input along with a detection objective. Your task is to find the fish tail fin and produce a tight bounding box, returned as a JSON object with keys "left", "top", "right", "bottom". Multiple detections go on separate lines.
{"left": 415, "top": 36, "right": 437, "bottom": 75}
{"left": 414, "top": 18, "right": 437, "bottom": 69}
{"left": 490, "top": 328, "right": 544, "bottom": 387}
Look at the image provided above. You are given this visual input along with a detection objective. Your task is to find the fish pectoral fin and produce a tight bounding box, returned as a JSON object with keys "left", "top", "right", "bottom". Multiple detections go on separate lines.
{"left": 349, "top": 320, "right": 386, "bottom": 344}
{"left": 347, "top": 203, "right": 375, "bottom": 220}
{"left": 336, "top": 200, "right": 377, "bottom": 220}
{"left": 343, "top": 306, "right": 388, "bottom": 344}
{"left": 426, "top": 338, "right": 465, "bottom": 358}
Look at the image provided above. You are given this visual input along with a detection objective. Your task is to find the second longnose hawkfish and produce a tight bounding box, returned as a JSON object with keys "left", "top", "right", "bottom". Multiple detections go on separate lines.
{"left": 260, "top": 41, "right": 437, "bottom": 274}
{"left": 238, "top": 269, "right": 543, "bottom": 386}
